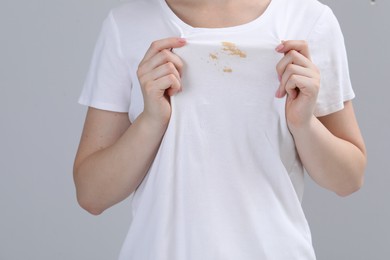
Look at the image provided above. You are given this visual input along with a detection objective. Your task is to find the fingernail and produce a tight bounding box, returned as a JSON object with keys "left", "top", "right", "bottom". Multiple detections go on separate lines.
{"left": 275, "top": 43, "right": 284, "bottom": 52}
{"left": 275, "top": 89, "right": 280, "bottom": 98}
{"left": 278, "top": 74, "right": 282, "bottom": 82}
{"left": 178, "top": 38, "right": 186, "bottom": 44}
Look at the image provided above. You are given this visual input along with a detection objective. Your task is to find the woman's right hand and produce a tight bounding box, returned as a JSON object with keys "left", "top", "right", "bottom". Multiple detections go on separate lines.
{"left": 73, "top": 38, "right": 186, "bottom": 215}
{"left": 137, "top": 37, "right": 187, "bottom": 127}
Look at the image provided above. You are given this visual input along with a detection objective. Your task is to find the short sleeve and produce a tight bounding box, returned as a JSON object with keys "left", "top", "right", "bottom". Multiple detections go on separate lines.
{"left": 308, "top": 6, "right": 355, "bottom": 117}
{"left": 78, "top": 11, "right": 132, "bottom": 112}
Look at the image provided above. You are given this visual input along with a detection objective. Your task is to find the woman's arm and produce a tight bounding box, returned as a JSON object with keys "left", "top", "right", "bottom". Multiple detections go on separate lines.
{"left": 73, "top": 37, "right": 186, "bottom": 215}
{"left": 73, "top": 109, "right": 167, "bottom": 215}
{"left": 275, "top": 40, "right": 367, "bottom": 197}
{"left": 290, "top": 101, "right": 366, "bottom": 197}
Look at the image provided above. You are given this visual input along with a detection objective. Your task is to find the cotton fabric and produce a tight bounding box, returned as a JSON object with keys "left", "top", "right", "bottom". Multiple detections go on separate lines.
{"left": 79, "top": 0, "right": 355, "bottom": 259}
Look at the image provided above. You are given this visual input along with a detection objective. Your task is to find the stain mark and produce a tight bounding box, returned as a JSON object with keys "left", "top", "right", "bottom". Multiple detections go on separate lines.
{"left": 221, "top": 42, "right": 247, "bottom": 58}
{"left": 223, "top": 67, "right": 233, "bottom": 73}
{"left": 209, "top": 53, "right": 218, "bottom": 60}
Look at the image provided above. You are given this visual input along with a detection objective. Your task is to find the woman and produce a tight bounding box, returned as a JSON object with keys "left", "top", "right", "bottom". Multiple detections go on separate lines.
{"left": 74, "top": 0, "right": 367, "bottom": 259}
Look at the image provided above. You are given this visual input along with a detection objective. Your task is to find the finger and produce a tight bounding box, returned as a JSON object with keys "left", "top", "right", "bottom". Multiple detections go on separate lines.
{"left": 162, "top": 75, "right": 181, "bottom": 96}
{"left": 276, "top": 50, "right": 311, "bottom": 77}
{"left": 278, "top": 64, "right": 317, "bottom": 96}
{"left": 275, "top": 40, "right": 311, "bottom": 60}
{"left": 139, "top": 49, "right": 184, "bottom": 77}
{"left": 139, "top": 62, "right": 181, "bottom": 89}
{"left": 142, "top": 37, "right": 186, "bottom": 62}
{"left": 154, "top": 62, "right": 181, "bottom": 83}
{"left": 144, "top": 74, "right": 181, "bottom": 98}
{"left": 276, "top": 49, "right": 319, "bottom": 84}
{"left": 285, "top": 75, "right": 318, "bottom": 100}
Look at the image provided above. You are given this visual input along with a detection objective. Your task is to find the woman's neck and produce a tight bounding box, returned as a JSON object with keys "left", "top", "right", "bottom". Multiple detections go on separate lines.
{"left": 168, "top": 0, "right": 245, "bottom": 5}
{"left": 165, "top": 0, "right": 271, "bottom": 28}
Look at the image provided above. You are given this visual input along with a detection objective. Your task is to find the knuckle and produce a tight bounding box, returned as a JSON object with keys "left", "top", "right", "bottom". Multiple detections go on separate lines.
{"left": 176, "top": 60, "right": 184, "bottom": 70}
{"left": 150, "top": 41, "right": 159, "bottom": 51}
{"left": 136, "top": 66, "right": 144, "bottom": 77}
{"left": 170, "top": 76, "right": 180, "bottom": 89}
{"left": 160, "top": 50, "right": 171, "bottom": 62}
{"left": 168, "top": 73, "right": 177, "bottom": 82}
{"left": 286, "top": 63, "right": 295, "bottom": 73}
{"left": 138, "top": 75, "right": 146, "bottom": 86}
{"left": 290, "top": 49, "right": 299, "bottom": 58}
{"left": 290, "top": 74, "right": 299, "bottom": 82}
{"left": 275, "top": 62, "right": 282, "bottom": 73}
{"left": 162, "top": 48, "right": 171, "bottom": 55}
{"left": 166, "top": 62, "right": 176, "bottom": 72}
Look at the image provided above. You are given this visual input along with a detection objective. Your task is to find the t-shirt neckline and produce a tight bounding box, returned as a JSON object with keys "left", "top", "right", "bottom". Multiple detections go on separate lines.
{"left": 158, "top": 0, "right": 277, "bottom": 33}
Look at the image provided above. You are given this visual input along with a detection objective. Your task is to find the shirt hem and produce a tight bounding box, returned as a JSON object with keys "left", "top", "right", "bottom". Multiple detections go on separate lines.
{"left": 78, "top": 97, "right": 129, "bottom": 113}
{"left": 314, "top": 92, "right": 355, "bottom": 117}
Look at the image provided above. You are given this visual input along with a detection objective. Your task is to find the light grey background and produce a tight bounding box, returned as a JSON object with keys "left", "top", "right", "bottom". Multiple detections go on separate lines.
{"left": 0, "top": 0, "right": 388, "bottom": 259}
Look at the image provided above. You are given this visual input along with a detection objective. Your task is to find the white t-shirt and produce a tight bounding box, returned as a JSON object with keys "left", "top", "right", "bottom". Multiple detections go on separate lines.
{"left": 79, "top": 0, "right": 355, "bottom": 259}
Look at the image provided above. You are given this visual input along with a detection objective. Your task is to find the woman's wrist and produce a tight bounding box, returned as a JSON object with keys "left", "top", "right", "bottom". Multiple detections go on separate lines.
{"left": 137, "top": 111, "right": 170, "bottom": 135}
{"left": 288, "top": 115, "right": 318, "bottom": 139}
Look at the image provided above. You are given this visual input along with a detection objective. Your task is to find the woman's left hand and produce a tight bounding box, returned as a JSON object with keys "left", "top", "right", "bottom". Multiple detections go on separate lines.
{"left": 275, "top": 40, "right": 320, "bottom": 132}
